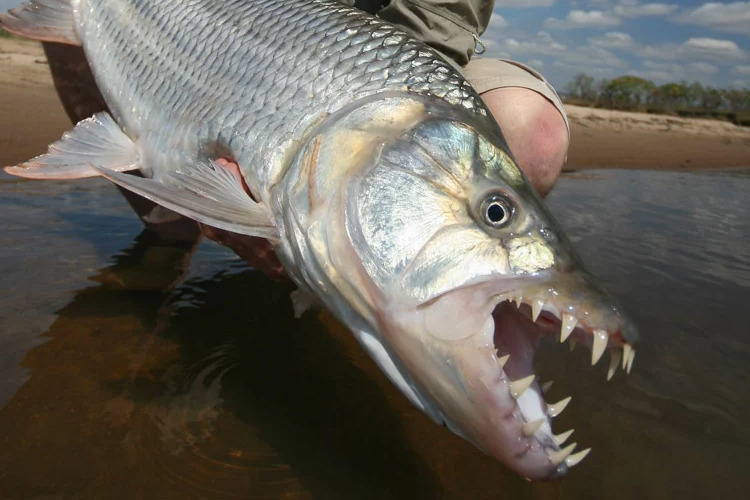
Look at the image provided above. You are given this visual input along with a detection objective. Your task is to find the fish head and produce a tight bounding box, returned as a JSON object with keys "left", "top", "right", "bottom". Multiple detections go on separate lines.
{"left": 275, "top": 96, "right": 639, "bottom": 479}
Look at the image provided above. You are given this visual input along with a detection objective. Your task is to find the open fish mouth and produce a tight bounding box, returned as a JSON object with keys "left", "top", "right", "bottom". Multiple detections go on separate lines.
{"left": 492, "top": 291, "right": 635, "bottom": 464}
{"left": 407, "top": 274, "right": 639, "bottom": 479}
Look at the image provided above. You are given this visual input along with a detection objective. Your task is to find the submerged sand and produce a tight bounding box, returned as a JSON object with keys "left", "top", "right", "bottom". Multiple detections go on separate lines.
{"left": 1, "top": 38, "right": 749, "bottom": 171}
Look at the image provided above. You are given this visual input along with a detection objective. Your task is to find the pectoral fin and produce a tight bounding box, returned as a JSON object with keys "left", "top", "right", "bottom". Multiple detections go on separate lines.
{"left": 95, "top": 160, "right": 279, "bottom": 242}
{"left": 0, "top": 0, "right": 81, "bottom": 46}
{"left": 4, "top": 113, "right": 139, "bottom": 179}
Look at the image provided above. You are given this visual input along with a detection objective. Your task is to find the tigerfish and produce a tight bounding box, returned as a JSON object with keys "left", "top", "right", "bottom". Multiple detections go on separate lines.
{"left": 1, "top": 0, "right": 639, "bottom": 479}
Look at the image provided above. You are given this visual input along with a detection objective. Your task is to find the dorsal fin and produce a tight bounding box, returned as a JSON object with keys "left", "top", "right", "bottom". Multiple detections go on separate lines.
{"left": 0, "top": 0, "right": 80, "bottom": 46}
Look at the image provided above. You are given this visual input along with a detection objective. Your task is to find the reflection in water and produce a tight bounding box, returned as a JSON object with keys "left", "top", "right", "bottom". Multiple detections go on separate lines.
{"left": 0, "top": 169, "right": 748, "bottom": 499}
{"left": 0, "top": 229, "right": 444, "bottom": 498}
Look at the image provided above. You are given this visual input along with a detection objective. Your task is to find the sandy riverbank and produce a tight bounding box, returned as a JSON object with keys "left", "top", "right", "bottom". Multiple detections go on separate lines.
{"left": 2, "top": 38, "right": 749, "bottom": 170}
{"left": 564, "top": 104, "right": 750, "bottom": 170}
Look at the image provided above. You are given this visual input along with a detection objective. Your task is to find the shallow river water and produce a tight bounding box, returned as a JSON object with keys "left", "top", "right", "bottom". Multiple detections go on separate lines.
{"left": 0, "top": 168, "right": 748, "bottom": 499}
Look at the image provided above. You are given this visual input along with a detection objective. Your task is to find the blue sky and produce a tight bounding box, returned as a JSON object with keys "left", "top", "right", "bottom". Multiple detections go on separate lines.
{"left": 482, "top": 1, "right": 750, "bottom": 89}
{"left": 2, "top": 0, "right": 748, "bottom": 90}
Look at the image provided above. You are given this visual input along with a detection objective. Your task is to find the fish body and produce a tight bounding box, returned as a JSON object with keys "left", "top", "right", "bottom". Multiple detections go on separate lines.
{"left": 2, "top": 0, "right": 639, "bottom": 479}
{"left": 80, "top": 0, "right": 488, "bottom": 194}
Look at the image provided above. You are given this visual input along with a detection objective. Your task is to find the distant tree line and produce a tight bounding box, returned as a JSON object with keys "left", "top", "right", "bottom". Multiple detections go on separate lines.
{"left": 564, "top": 73, "right": 750, "bottom": 126}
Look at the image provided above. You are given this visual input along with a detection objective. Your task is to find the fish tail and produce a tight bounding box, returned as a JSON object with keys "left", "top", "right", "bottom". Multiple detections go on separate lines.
{"left": 0, "top": 0, "right": 80, "bottom": 46}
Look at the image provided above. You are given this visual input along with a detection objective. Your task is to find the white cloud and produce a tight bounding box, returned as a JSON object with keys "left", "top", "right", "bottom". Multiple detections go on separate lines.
{"left": 557, "top": 44, "right": 629, "bottom": 68}
{"left": 682, "top": 37, "right": 746, "bottom": 60}
{"left": 538, "top": 31, "right": 560, "bottom": 44}
{"left": 499, "top": 31, "right": 568, "bottom": 55}
{"left": 482, "top": 0, "right": 749, "bottom": 88}
{"left": 545, "top": 10, "right": 622, "bottom": 29}
{"left": 492, "top": 14, "right": 509, "bottom": 28}
{"left": 614, "top": 1, "right": 678, "bottom": 17}
{"left": 588, "top": 31, "right": 634, "bottom": 48}
{"left": 501, "top": 38, "right": 566, "bottom": 55}
{"left": 495, "top": 30, "right": 628, "bottom": 79}
{"left": 495, "top": 0, "right": 556, "bottom": 6}
{"left": 569, "top": 9, "right": 622, "bottom": 26}
{"left": 545, "top": 2, "right": 676, "bottom": 30}
{"left": 636, "top": 43, "right": 681, "bottom": 60}
{"left": 689, "top": 62, "right": 719, "bottom": 74}
{"left": 675, "top": 2, "right": 750, "bottom": 35}
{"left": 634, "top": 37, "right": 746, "bottom": 62}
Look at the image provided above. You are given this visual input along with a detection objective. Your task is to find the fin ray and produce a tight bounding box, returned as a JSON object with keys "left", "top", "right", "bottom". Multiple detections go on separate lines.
{"left": 0, "top": 0, "right": 80, "bottom": 46}
{"left": 95, "top": 161, "right": 280, "bottom": 242}
{"left": 4, "top": 113, "right": 140, "bottom": 179}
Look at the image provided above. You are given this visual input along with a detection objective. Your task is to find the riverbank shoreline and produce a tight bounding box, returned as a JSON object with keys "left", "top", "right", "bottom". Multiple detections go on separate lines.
{"left": 564, "top": 104, "right": 750, "bottom": 170}
{"left": 2, "top": 38, "right": 749, "bottom": 170}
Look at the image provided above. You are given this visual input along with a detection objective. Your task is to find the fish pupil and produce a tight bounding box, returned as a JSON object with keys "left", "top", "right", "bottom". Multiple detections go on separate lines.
{"left": 487, "top": 203, "right": 507, "bottom": 224}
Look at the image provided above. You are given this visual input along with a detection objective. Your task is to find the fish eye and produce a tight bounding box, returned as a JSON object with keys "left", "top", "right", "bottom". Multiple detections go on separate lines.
{"left": 480, "top": 194, "right": 515, "bottom": 228}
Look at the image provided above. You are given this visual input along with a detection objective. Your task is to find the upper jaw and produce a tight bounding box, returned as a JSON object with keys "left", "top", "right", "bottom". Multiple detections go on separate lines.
{"left": 399, "top": 272, "right": 638, "bottom": 479}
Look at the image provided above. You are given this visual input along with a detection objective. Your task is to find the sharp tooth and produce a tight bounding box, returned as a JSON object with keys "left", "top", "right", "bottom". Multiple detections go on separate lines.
{"left": 565, "top": 448, "right": 591, "bottom": 468}
{"left": 591, "top": 329, "right": 608, "bottom": 365}
{"left": 569, "top": 338, "right": 578, "bottom": 352}
{"left": 622, "top": 343, "right": 632, "bottom": 369}
{"left": 522, "top": 419, "right": 545, "bottom": 436}
{"left": 510, "top": 375, "right": 535, "bottom": 398}
{"left": 548, "top": 443, "right": 577, "bottom": 466}
{"left": 497, "top": 354, "right": 510, "bottom": 369}
{"left": 560, "top": 313, "right": 577, "bottom": 343}
{"left": 607, "top": 349, "right": 621, "bottom": 381}
{"left": 541, "top": 380, "right": 554, "bottom": 393}
{"left": 626, "top": 349, "right": 636, "bottom": 374}
{"left": 547, "top": 396, "right": 571, "bottom": 417}
{"left": 532, "top": 299, "right": 544, "bottom": 322}
{"left": 513, "top": 294, "right": 523, "bottom": 308}
{"left": 554, "top": 429, "right": 574, "bottom": 446}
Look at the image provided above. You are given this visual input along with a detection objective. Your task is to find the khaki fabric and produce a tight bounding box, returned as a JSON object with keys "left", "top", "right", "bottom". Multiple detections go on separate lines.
{"left": 464, "top": 58, "right": 570, "bottom": 135}
{"left": 377, "top": 0, "right": 493, "bottom": 66}
{"left": 340, "top": 0, "right": 493, "bottom": 66}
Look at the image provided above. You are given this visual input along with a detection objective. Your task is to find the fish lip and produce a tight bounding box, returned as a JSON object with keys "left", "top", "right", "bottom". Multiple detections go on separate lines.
{"left": 398, "top": 271, "right": 638, "bottom": 478}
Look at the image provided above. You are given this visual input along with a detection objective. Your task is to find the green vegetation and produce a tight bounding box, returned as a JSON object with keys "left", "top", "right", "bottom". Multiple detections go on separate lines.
{"left": 565, "top": 73, "right": 750, "bottom": 127}
{"left": 0, "top": 26, "right": 15, "bottom": 39}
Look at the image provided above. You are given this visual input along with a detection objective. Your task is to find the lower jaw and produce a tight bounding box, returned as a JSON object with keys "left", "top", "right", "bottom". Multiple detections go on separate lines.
{"left": 478, "top": 301, "right": 593, "bottom": 477}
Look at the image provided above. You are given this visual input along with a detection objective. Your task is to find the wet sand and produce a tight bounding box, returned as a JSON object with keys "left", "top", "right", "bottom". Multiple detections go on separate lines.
{"left": 0, "top": 39, "right": 70, "bottom": 168}
{"left": 1, "top": 38, "right": 749, "bottom": 170}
